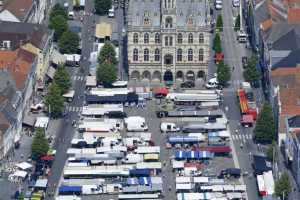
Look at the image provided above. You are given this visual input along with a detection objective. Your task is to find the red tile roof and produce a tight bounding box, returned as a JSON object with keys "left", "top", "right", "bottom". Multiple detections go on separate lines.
{"left": 0, "top": 48, "right": 36, "bottom": 90}
{"left": 3, "top": 0, "right": 33, "bottom": 21}
{"left": 288, "top": 8, "right": 300, "bottom": 24}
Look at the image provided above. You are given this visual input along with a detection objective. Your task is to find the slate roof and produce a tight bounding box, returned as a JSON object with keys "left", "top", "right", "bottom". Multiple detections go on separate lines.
{"left": 272, "top": 49, "right": 300, "bottom": 69}
{"left": 128, "top": 0, "right": 207, "bottom": 28}
{"left": 287, "top": 115, "right": 300, "bottom": 128}
{"left": 0, "top": 21, "right": 52, "bottom": 50}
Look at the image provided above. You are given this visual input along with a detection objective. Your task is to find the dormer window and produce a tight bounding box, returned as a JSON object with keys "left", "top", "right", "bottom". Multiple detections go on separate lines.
{"left": 188, "top": 17, "right": 193, "bottom": 25}
{"left": 144, "top": 17, "right": 150, "bottom": 25}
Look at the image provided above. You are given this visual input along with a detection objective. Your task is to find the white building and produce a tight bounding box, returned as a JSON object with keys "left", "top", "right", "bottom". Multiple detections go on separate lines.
{"left": 127, "top": 0, "right": 211, "bottom": 84}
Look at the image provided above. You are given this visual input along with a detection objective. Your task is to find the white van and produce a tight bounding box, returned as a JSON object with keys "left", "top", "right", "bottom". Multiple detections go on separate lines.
{"left": 108, "top": 6, "right": 115, "bottom": 18}
{"left": 160, "top": 122, "right": 180, "bottom": 133}
{"left": 68, "top": 11, "right": 75, "bottom": 20}
{"left": 232, "top": 0, "right": 240, "bottom": 7}
{"left": 205, "top": 78, "right": 219, "bottom": 89}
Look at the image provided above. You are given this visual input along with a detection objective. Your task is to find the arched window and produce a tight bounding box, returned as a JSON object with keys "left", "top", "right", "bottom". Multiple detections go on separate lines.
{"left": 165, "top": 17, "right": 173, "bottom": 28}
{"left": 144, "top": 48, "right": 149, "bottom": 61}
{"left": 133, "top": 33, "right": 138, "bottom": 43}
{"left": 188, "top": 33, "right": 193, "bottom": 44}
{"left": 155, "top": 33, "right": 160, "bottom": 43}
{"left": 177, "top": 48, "right": 182, "bottom": 62}
{"left": 199, "top": 48, "right": 204, "bottom": 61}
{"left": 199, "top": 33, "right": 204, "bottom": 43}
{"left": 133, "top": 49, "right": 138, "bottom": 61}
{"left": 144, "top": 17, "right": 150, "bottom": 25}
{"left": 177, "top": 33, "right": 183, "bottom": 44}
{"left": 144, "top": 33, "right": 149, "bottom": 43}
{"left": 154, "top": 48, "right": 160, "bottom": 61}
{"left": 188, "top": 48, "right": 193, "bottom": 61}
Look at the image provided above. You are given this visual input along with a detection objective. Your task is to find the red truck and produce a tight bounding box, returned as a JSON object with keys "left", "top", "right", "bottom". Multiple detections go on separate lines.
{"left": 237, "top": 82, "right": 258, "bottom": 127}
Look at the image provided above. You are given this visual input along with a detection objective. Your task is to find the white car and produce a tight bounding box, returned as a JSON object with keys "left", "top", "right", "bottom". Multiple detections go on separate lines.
{"left": 205, "top": 77, "right": 219, "bottom": 89}
{"left": 215, "top": 3, "right": 222, "bottom": 10}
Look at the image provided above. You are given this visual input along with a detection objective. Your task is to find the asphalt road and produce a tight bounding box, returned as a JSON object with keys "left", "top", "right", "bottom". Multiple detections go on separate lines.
{"left": 220, "top": 2, "right": 260, "bottom": 200}
{"left": 44, "top": 0, "right": 95, "bottom": 199}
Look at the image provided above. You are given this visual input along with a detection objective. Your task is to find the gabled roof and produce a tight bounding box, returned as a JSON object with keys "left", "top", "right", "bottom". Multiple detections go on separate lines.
{"left": 272, "top": 49, "right": 300, "bottom": 69}
{"left": 279, "top": 86, "right": 300, "bottom": 115}
{"left": 272, "top": 28, "right": 300, "bottom": 51}
{"left": 2, "top": 0, "right": 33, "bottom": 22}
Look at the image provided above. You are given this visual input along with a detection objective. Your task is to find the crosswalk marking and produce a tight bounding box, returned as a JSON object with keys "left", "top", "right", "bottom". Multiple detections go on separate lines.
{"left": 73, "top": 76, "right": 86, "bottom": 81}
{"left": 231, "top": 133, "right": 252, "bottom": 141}
{"left": 65, "top": 106, "right": 82, "bottom": 112}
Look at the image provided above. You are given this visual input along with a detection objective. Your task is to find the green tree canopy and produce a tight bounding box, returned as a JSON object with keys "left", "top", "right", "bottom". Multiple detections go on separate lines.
{"left": 49, "top": 15, "right": 68, "bottom": 41}
{"left": 98, "top": 42, "right": 118, "bottom": 65}
{"left": 50, "top": 3, "right": 68, "bottom": 21}
{"left": 58, "top": 30, "right": 80, "bottom": 54}
{"left": 234, "top": 14, "right": 240, "bottom": 31}
{"left": 275, "top": 172, "right": 292, "bottom": 199}
{"left": 31, "top": 128, "right": 49, "bottom": 161}
{"left": 216, "top": 15, "right": 223, "bottom": 32}
{"left": 53, "top": 65, "right": 71, "bottom": 94}
{"left": 217, "top": 61, "right": 231, "bottom": 86}
{"left": 254, "top": 103, "right": 276, "bottom": 143}
{"left": 94, "top": 0, "right": 112, "bottom": 15}
{"left": 45, "top": 83, "right": 65, "bottom": 118}
{"left": 213, "top": 33, "right": 222, "bottom": 53}
{"left": 243, "top": 55, "right": 261, "bottom": 86}
{"left": 96, "top": 62, "right": 118, "bottom": 86}
{"left": 266, "top": 141, "right": 277, "bottom": 162}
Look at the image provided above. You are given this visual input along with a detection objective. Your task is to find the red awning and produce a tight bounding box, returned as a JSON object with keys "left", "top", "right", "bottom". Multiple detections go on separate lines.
{"left": 184, "top": 162, "right": 203, "bottom": 170}
{"left": 153, "top": 87, "right": 169, "bottom": 96}
{"left": 242, "top": 114, "right": 254, "bottom": 123}
{"left": 204, "top": 146, "right": 231, "bottom": 153}
{"left": 41, "top": 155, "right": 54, "bottom": 161}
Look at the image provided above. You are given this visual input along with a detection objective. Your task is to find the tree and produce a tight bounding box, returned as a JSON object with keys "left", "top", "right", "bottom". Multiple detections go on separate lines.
{"left": 217, "top": 61, "right": 231, "bottom": 86}
{"left": 96, "top": 62, "right": 118, "bottom": 86}
{"left": 45, "top": 83, "right": 65, "bottom": 118}
{"left": 213, "top": 33, "right": 222, "bottom": 53}
{"left": 18, "top": 193, "right": 25, "bottom": 200}
{"left": 94, "top": 0, "right": 112, "bottom": 15}
{"left": 50, "top": 3, "right": 68, "bottom": 21}
{"left": 234, "top": 14, "right": 240, "bottom": 31}
{"left": 49, "top": 15, "right": 68, "bottom": 41}
{"left": 58, "top": 30, "right": 80, "bottom": 54}
{"left": 98, "top": 42, "right": 118, "bottom": 65}
{"left": 216, "top": 15, "right": 223, "bottom": 32}
{"left": 275, "top": 172, "right": 292, "bottom": 199}
{"left": 266, "top": 141, "right": 277, "bottom": 162}
{"left": 254, "top": 103, "right": 276, "bottom": 143}
{"left": 31, "top": 128, "right": 49, "bottom": 161}
{"left": 243, "top": 55, "right": 261, "bottom": 86}
{"left": 53, "top": 65, "right": 71, "bottom": 94}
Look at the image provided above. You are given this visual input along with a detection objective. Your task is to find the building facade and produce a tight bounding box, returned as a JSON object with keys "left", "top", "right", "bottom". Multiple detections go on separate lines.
{"left": 127, "top": 0, "right": 211, "bottom": 83}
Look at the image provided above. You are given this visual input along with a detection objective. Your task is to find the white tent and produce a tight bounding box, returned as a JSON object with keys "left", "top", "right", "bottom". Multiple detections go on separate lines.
{"left": 11, "top": 170, "right": 27, "bottom": 178}
{"left": 35, "top": 179, "right": 48, "bottom": 188}
{"left": 35, "top": 117, "right": 49, "bottom": 128}
{"left": 15, "top": 162, "right": 32, "bottom": 170}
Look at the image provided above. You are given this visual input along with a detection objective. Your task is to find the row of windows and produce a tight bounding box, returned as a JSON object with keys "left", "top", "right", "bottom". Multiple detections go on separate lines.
{"left": 132, "top": 48, "right": 205, "bottom": 62}
{"left": 133, "top": 33, "right": 205, "bottom": 44}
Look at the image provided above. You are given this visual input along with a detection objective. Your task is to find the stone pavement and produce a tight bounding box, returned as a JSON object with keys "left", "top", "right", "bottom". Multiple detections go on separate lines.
{"left": 0, "top": 116, "right": 63, "bottom": 198}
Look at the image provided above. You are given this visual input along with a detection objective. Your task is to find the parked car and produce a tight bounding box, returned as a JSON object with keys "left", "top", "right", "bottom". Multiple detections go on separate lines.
{"left": 205, "top": 78, "right": 219, "bottom": 89}
{"left": 180, "top": 81, "right": 195, "bottom": 88}
{"left": 242, "top": 56, "right": 248, "bottom": 68}
{"left": 218, "top": 168, "right": 241, "bottom": 178}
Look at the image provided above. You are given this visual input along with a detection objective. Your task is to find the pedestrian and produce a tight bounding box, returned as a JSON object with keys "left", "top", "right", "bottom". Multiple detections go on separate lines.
{"left": 232, "top": 66, "right": 235, "bottom": 71}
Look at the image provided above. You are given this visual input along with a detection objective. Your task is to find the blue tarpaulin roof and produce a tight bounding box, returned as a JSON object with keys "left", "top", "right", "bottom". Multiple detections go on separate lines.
{"left": 59, "top": 185, "right": 82, "bottom": 193}
{"left": 127, "top": 178, "right": 138, "bottom": 185}
{"left": 175, "top": 151, "right": 186, "bottom": 159}
{"left": 129, "top": 169, "right": 151, "bottom": 176}
{"left": 175, "top": 151, "right": 214, "bottom": 159}
{"left": 139, "top": 177, "right": 151, "bottom": 185}
{"left": 168, "top": 136, "right": 184, "bottom": 143}
{"left": 183, "top": 136, "right": 200, "bottom": 143}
